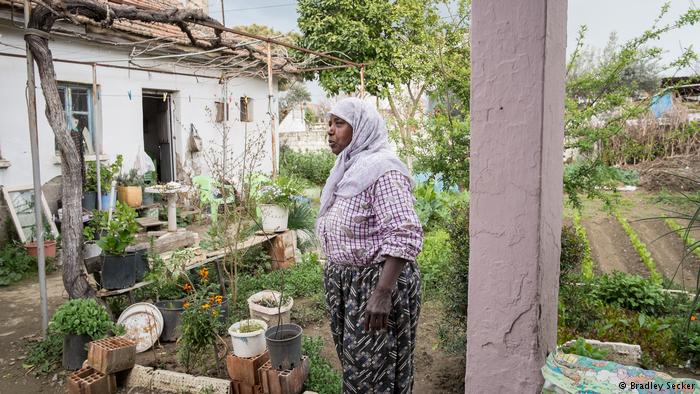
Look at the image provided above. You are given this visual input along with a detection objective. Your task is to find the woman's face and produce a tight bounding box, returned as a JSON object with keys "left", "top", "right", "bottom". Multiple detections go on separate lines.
{"left": 328, "top": 115, "right": 353, "bottom": 155}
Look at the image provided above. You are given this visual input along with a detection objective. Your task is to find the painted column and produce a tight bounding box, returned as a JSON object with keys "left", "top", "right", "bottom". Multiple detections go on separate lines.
{"left": 466, "top": 1, "right": 567, "bottom": 393}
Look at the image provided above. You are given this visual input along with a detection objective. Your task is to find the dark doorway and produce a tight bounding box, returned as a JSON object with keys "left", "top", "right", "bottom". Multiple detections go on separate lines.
{"left": 142, "top": 91, "right": 175, "bottom": 183}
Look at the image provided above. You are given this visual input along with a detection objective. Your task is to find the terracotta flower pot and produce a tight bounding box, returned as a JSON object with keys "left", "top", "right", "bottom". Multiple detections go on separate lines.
{"left": 25, "top": 240, "right": 57, "bottom": 258}
{"left": 117, "top": 186, "right": 143, "bottom": 208}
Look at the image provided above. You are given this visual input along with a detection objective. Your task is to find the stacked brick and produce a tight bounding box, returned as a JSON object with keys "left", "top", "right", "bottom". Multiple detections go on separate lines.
{"left": 227, "top": 351, "right": 310, "bottom": 394}
{"left": 67, "top": 337, "right": 136, "bottom": 394}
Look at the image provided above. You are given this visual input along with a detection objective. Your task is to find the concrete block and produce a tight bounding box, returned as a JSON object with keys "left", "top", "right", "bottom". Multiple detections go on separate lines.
{"left": 67, "top": 366, "right": 114, "bottom": 394}
{"left": 562, "top": 339, "right": 642, "bottom": 366}
{"left": 227, "top": 351, "right": 270, "bottom": 386}
{"left": 87, "top": 336, "right": 136, "bottom": 374}
{"left": 259, "top": 356, "right": 309, "bottom": 394}
{"left": 124, "top": 364, "right": 231, "bottom": 393}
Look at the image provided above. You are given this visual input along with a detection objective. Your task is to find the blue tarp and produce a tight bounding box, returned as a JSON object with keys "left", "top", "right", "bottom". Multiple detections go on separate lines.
{"left": 650, "top": 93, "right": 673, "bottom": 119}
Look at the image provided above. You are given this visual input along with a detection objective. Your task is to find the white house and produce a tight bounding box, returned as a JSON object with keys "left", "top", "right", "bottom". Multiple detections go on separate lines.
{"left": 0, "top": 0, "right": 294, "bottom": 241}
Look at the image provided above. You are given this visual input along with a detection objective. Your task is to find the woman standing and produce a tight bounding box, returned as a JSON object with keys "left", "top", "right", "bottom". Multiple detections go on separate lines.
{"left": 316, "top": 97, "right": 423, "bottom": 393}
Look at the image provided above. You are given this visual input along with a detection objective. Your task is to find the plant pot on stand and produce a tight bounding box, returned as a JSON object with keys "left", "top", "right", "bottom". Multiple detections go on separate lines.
{"left": 100, "top": 253, "right": 136, "bottom": 290}
{"left": 265, "top": 323, "right": 303, "bottom": 370}
{"left": 228, "top": 319, "right": 268, "bottom": 358}
{"left": 117, "top": 186, "right": 143, "bottom": 208}
{"left": 247, "top": 290, "right": 293, "bottom": 327}
{"left": 259, "top": 204, "right": 289, "bottom": 233}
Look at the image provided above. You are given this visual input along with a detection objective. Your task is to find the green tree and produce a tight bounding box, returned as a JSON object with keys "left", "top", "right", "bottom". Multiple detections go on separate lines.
{"left": 279, "top": 83, "right": 311, "bottom": 120}
{"left": 564, "top": 4, "right": 699, "bottom": 208}
{"left": 296, "top": 0, "right": 470, "bottom": 170}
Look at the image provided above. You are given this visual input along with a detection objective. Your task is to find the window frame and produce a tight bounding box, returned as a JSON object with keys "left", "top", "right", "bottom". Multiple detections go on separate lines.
{"left": 56, "top": 82, "right": 96, "bottom": 155}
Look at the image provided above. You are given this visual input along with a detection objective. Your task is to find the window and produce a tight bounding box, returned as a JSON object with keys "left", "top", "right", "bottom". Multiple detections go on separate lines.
{"left": 240, "top": 96, "right": 254, "bottom": 122}
{"left": 57, "top": 83, "right": 96, "bottom": 155}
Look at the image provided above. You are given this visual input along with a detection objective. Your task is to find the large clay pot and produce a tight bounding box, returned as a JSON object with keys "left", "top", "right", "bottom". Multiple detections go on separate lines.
{"left": 117, "top": 186, "right": 143, "bottom": 208}
{"left": 24, "top": 240, "right": 57, "bottom": 258}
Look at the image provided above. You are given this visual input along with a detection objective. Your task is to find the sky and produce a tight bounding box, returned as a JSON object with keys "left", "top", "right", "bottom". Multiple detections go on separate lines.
{"left": 208, "top": 0, "right": 700, "bottom": 103}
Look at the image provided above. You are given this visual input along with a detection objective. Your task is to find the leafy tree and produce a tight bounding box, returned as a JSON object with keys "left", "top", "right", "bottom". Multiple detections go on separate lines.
{"left": 296, "top": 0, "right": 470, "bottom": 170}
{"left": 564, "top": 4, "right": 699, "bottom": 208}
{"left": 279, "top": 83, "right": 311, "bottom": 120}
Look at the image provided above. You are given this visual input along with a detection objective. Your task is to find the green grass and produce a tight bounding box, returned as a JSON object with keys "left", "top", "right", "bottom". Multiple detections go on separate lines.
{"left": 302, "top": 336, "right": 342, "bottom": 394}
{"left": 572, "top": 211, "right": 595, "bottom": 280}
{"left": 615, "top": 212, "right": 663, "bottom": 285}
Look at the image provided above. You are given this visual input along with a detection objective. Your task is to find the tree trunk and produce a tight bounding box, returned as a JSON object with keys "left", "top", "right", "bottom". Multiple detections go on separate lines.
{"left": 25, "top": 34, "right": 93, "bottom": 299}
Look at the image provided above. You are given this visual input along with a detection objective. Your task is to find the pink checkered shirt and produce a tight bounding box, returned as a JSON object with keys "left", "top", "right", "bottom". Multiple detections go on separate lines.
{"left": 318, "top": 170, "right": 424, "bottom": 266}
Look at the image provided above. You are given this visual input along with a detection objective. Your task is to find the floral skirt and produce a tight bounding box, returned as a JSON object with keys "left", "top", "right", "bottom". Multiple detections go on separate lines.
{"left": 324, "top": 261, "right": 422, "bottom": 394}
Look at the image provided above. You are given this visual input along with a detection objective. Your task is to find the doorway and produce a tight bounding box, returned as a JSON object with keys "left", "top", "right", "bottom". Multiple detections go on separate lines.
{"left": 142, "top": 90, "right": 175, "bottom": 183}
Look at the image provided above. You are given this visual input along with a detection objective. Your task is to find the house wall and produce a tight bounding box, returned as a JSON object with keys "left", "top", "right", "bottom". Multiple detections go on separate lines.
{"left": 0, "top": 22, "right": 278, "bottom": 241}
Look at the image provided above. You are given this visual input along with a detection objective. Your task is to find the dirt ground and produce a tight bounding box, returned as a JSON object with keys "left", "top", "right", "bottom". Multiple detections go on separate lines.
{"left": 0, "top": 271, "right": 464, "bottom": 394}
{"left": 0, "top": 271, "right": 67, "bottom": 394}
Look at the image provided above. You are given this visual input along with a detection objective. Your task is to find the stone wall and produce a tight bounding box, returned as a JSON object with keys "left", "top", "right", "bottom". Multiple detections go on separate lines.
{"left": 279, "top": 125, "right": 328, "bottom": 152}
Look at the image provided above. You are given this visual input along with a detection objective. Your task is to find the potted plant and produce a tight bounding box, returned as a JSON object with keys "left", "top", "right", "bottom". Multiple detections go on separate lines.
{"left": 24, "top": 221, "right": 57, "bottom": 258}
{"left": 256, "top": 177, "right": 301, "bottom": 233}
{"left": 117, "top": 169, "right": 145, "bottom": 208}
{"left": 84, "top": 155, "right": 123, "bottom": 211}
{"left": 247, "top": 290, "right": 293, "bottom": 327}
{"left": 96, "top": 202, "right": 139, "bottom": 290}
{"left": 148, "top": 247, "right": 195, "bottom": 342}
{"left": 50, "top": 298, "right": 122, "bottom": 370}
{"left": 228, "top": 319, "right": 268, "bottom": 358}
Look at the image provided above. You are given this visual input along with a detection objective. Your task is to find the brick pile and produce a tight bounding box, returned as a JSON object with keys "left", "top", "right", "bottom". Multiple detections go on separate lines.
{"left": 67, "top": 337, "right": 136, "bottom": 394}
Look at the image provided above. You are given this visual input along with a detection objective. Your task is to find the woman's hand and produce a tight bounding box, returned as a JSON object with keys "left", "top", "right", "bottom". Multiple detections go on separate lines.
{"left": 364, "top": 287, "right": 393, "bottom": 331}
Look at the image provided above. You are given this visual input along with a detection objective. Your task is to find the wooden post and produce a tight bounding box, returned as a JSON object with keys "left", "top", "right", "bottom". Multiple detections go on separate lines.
{"left": 360, "top": 65, "right": 365, "bottom": 98}
{"left": 466, "top": 0, "right": 567, "bottom": 392}
{"left": 24, "top": 0, "right": 49, "bottom": 336}
{"left": 266, "top": 42, "right": 278, "bottom": 178}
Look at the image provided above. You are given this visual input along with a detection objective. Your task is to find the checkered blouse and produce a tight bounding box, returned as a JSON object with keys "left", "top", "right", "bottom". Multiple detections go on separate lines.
{"left": 317, "top": 170, "right": 424, "bottom": 266}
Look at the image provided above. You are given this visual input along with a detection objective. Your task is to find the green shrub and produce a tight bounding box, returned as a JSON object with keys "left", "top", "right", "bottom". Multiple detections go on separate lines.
{"left": 0, "top": 242, "right": 37, "bottom": 286}
{"left": 280, "top": 146, "right": 336, "bottom": 186}
{"left": 560, "top": 224, "right": 587, "bottom": 281}
{"left": 302, "top": 336, "right": 342, "bottom": 394}
{"left": 25, "top": 298, "right": 121, "bottom": 376}
{"left": 444, "top": 201, "right": 469, "bottom": 323}
{"left": 672, "top": 317, "right": 700, "bottom": 368}
{"left": 572, "top": 212, "right": 594, "bottom": 279}
{"left": 562, "top": 338, "right": 610, "bottom": 360}
{"left": 24, "top": 331, "right": 63, "bottom": 375}
{"left": 417, "top": 230, "right": 452, "bottom": 295}
{"left": 51, "top": 298, "right": 120, "bottom": 338}
{"left": 592, "top": 272, "right": 668, "bottom": 315}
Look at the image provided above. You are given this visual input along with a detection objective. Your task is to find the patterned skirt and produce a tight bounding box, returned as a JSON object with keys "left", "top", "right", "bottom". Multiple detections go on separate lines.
{"left": 323, "top": 261, "right": 422, "bottom": 394}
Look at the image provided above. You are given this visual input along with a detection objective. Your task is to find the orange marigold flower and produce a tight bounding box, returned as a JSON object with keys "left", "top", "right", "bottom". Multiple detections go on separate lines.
{"left": 201, "top": 303, "right": 210, "bottom": 310}
{"left": 215, "top": 295, "right": 223, "bottom": 305}
{"left": 182, "top": 283, "right": 193, "bottom": 292}
{"left": 692, "top": 315, "right": 697, "bottom": 321}
{"left": 211, "top": 310, "right": 219, "bottom": 317}
{"left": 199, "top": 267, "right": 209, "bottom": 279}
{"left": 183, "top": 302, "right": 190, "bottom": 309}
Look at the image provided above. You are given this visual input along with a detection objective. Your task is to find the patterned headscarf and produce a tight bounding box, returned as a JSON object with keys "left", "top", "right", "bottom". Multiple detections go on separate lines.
{"left": 318, "top": 97, "right": 411, "bottom": 219}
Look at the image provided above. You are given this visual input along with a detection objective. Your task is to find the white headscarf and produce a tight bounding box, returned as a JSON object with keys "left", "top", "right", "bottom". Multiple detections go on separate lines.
{"left": 317, "top": 97, "right": 412, "bottom": 220}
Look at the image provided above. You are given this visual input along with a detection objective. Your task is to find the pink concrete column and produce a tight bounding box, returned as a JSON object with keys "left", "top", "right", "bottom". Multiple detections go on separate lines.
{"left": 466, "top": 1, "right": 567, "bottom": 393}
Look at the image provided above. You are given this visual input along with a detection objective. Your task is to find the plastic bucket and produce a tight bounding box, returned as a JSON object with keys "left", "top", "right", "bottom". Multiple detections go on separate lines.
{"left": 228, "top": 319, "right": 268, "bottom": 358}
{"left": 259, "top": 204, "right": 289, "bottom": 233}
{"left": 132, "top": 248, "right": 149, "bottom": 282}
{"left": 155, "top": 300, "right": 184, "bottom": 342}
{"left": 265, "top": 323, "right": 302, "bottom": 371}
